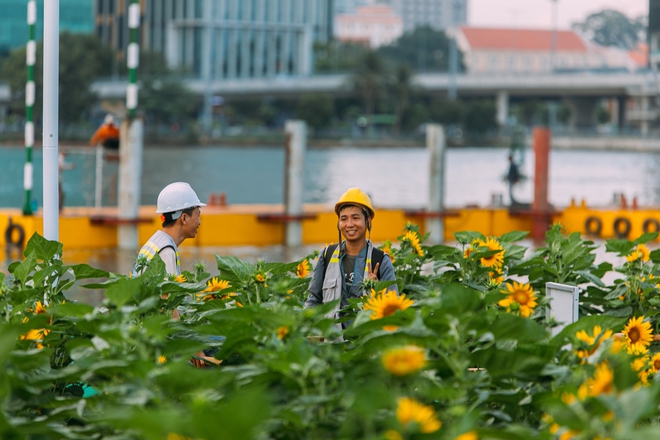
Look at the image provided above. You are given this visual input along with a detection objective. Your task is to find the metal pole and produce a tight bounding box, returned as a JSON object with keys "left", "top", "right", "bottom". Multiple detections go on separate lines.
{"left": 201, "top": 0, "right": 215, "bottom": 135}
{"left": 532, "top": 128, "right": 551, "bottom": 241}
{"left": 284, "top": 120, "right": 306, "bottom": 247}
{"left": 43, "top": 0, "right": 59, "bottom": 241}
{"left": 94, "top": 144, "right": 103, "bottom": 210}
{"left": 23, "top": 0, "right": 37, "bottom": 215}
{"left": 426, "top": 124, "right": 446, "bottom": 244}
{"left": 448, "top": 0, "right": 460, "bottom": 100}
{"left": 118, "top": 0, "right": 143, "bottom": 250}
{"left": 126, "top": 0, "right": 140, "bottom": 119}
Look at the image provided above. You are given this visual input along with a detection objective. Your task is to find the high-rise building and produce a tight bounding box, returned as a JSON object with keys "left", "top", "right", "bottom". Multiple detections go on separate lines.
{"left": 96, "top": 0, "right": 334, "bottom": 79}
{"left": 379, "top": 0, "right": 467, "bottom": 32}
{"left": 649, "top": 0, "right": 660, "bottom": 71}
{"left": 0, "top": 0, "right": 94, "bottom": 55}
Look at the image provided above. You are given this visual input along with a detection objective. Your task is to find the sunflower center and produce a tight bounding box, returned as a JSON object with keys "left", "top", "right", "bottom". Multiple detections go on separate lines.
{"left": 514, "top": 292, "right": 529, "bottom": 305}
{"left": 628, "top": 327, "right": 641, "bottom": 343}
{"left": 382, "top": 304, "right": 402, "bottom": 317}
{"left": 654, "top": 360, "right": 660, "bottom": 371}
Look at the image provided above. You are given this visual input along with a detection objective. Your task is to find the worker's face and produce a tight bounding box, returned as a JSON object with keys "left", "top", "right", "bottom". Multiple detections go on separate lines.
{"left": 181, "top": 207, "right": 201, "bottom": 239}
{"left": 339, "top": 206, "right": 369, "bottom": 244}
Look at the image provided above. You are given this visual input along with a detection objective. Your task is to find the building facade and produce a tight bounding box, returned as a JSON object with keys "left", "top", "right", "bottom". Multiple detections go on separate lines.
{"left": 334, "top": 5, "right": 403, "bottom": 48}
{"left": 0, "top": 0, "right": 94, "bottom": 55}
{"left": 378, "top": 0, "right": 467, "bottom": 32}
{"left": 96, "top": 0, "right": 334, "bottom": 79}
{"left": 456, "top": 27, "right": 641, "bottom": 75}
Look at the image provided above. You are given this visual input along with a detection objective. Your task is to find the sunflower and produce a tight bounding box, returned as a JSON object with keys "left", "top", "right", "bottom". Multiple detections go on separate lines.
{"left": 561, "top": 392, "right": 575, "bottom": 405}
{"left": 638, "top": 244, "right": 651, "bottom": 262}
{"left": 255, "top": 273, "right": 266, "bottom": 283}
{"left": 627, "top": 250, "right": 641, "bottom": 262}
{"left": 622, "top": 316, "right": 654, "bottom": 355}
{"left": 35, "top": 301, "right": 47, "bottom": 314}
{"left": 277, "top": 326, "right": 289, "bottom": 340}
{"left": 382, "top": 346, "right": 427, "bottom": 376}
{"left": 651, "top": 353, "right": 660, "bottom": 374}
{"left": 498, "top": 281, "right": 537, "bottom": 317}
{"left": 403, "top": 231, "right": 424, "bottom": 257}
{"left": 204, "top": 277, "right": 230, "bottom": 292}
{"left": 475, "top": 237, "right": 504, "bottom": 268}
{"left": 158, "top": 355, "right": 167, "bottom": 364}
{"left": 363, "top": 289, "right": 414, "bottom": 331}
{"left": 488, "top": 270, "right": 504, "bottom": 286}
{"left": 575, "top": 325, "right": 612, "bottom": 359}
{"left": 20, "top": 328, "right": 50, "bottom": 349}
{"left": 174, "top": 274, "right": 187, "bottom": 283}
{"left": 455, "top": 432, "right": 478, "bottom": 440}
{"left": 381, "top": 241, "right": 396, "bottom": 263}
{"left": 383, "top": 430, "right": 403, "bottom": 440}
{"left": 578, "top": 362, "right": 614, "bottom": 400}
{"left": 632, "top": 356, "right": 649, "bottom": 372}
{"left": 296, "top": 259, "right": 311, "bottom": 278}
{"left": 396, "top": 397, "right": 442, "bottom": 434}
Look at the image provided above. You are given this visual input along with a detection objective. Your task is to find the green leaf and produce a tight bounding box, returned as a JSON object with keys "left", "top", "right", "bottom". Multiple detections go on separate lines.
{"left": 453, "top": 231, "right": 484, "bottom": 245}
{"left": 485, "top": 314, "right": 549, "bottom": 343}
{"left": 49, "top": 302, "right": 95, "bottom": 317}
{"left": 574, "top": 270, "right": 605, "bottom": 287}
{"left": 104, "top": 277, "right": 142, "bottom": 307}
{"left": 605, "top": 239, "right": 635, "bottom": 256}
{"left": 12, "top": 251, "right": 36, "bottom": 286}
{"left": 215, "top": 256, "right": 255, "bottom": 285}
{"left": 633, "top": 232, "right": 659, "bottom": 245}
{"left": 23, "top": 232, "right": 62, "bottom": 261}
{"left": 650, "top": 249, "right": 660, "bottom": 264}
{"left": 441, "top": 283, "right": 481, "bottom": 315}
{"left": 499, "top": 231, "right": 529, "bottom": 242}
{"left": 69, "top": 264, "right": 109, "bottom": 279}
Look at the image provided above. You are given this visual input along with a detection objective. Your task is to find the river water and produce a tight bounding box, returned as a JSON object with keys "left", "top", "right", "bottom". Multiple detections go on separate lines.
{"left": 2, "top": 145, "right": 659, "bottom": 210}
{"left": 1, "top": 144, "right": 656, "bottom": 298}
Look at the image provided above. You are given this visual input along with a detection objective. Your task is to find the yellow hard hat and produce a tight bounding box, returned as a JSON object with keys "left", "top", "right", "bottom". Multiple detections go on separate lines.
{"left": 335, "top": 187, "right": 375, "bottom": 218}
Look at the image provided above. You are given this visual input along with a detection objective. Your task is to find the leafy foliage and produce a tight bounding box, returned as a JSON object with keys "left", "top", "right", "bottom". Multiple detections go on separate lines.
{"left": 2, "top": 227, "right": 660, "bottom": 439}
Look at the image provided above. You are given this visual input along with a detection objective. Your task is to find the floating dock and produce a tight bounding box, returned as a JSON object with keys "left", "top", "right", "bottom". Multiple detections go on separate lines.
{"left": 1, "top": 199, "right": 657, "bottom": 257}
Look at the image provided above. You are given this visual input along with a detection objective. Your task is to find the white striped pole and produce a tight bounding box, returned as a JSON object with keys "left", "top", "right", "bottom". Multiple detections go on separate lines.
{"left": 23, "top": 0, "right": 36, "bottom": 215}
{"left": 43, "top": 0, "right": 59, "bottom": 240}
{"left": 126, "top": 0, "right": 140, "bottom": 119}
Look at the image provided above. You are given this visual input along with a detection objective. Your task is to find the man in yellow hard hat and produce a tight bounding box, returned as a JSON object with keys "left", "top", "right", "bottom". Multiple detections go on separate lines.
{"left": 305, "top": 188, "right": 397, "bottom": 327}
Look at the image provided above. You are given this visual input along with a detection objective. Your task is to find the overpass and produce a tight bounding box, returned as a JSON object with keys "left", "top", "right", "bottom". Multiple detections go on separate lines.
{"left": 1, "top": 71, "right": 657, "bottom": 130}
{"left": 89, "top": 71, "right": 659, "bottom": 132}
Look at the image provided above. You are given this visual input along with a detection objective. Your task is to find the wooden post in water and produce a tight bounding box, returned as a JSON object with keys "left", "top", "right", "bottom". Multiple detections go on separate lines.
{"left": 427, "top": 124, "right": 446, "bottom": 244}
{"left": 532, "top": 127, "right": 551, "bottom": 241}
{"left": 284, "top": 120, "right": 306, "bottom": 247}
{"left": 118, "top": 118, "right": 143, "bottom": 250}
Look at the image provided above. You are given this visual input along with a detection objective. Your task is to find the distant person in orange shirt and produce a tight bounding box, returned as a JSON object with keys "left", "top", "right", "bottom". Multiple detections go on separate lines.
{"left": 90, "top": 114, "right": 120, "bottom": 149}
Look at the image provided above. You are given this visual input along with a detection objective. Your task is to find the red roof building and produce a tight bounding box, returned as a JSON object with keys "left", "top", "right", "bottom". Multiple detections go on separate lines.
{"left": 335, "top": 5, "right": 404, "bottom": 48}
{"left": 456, "top": 26, "right": 641, "bottom": 74}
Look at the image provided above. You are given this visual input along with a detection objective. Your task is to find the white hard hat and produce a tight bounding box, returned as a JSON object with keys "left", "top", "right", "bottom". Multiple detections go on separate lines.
{"left": 156, "top": 182, "right": 206, "bottom": 215}
{"left": 104, "top": 114, "right": 114, "bottom": 124}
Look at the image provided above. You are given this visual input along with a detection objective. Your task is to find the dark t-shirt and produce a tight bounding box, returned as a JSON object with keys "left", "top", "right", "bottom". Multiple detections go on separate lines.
{"left": 343, "top": 254, "right": 356, "bottom": 290}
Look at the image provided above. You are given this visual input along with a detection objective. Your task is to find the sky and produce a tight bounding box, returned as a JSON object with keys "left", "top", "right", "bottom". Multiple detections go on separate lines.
{"left": 469, "top": 0, "right": 647, "bottom": 29}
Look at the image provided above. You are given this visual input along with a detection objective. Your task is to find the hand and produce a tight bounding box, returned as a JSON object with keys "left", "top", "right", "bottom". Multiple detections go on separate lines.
{"left": 191, "top": 351, "right": 207, "bottom": 369}
{"left": 366, "top": 262, "right": 380, "bottom": 282}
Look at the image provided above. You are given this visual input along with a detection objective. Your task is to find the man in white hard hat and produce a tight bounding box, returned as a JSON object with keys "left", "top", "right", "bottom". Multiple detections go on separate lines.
{"left": 133, "top": 182, "right": 205, "bottom": 277}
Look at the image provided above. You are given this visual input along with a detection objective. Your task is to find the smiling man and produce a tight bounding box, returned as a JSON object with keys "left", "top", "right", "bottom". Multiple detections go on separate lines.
{"left": 305, "top": 188, "right": 397, "bottom": 325}
{"left": 133, "top": 182, "right": 205, "bottom": 277}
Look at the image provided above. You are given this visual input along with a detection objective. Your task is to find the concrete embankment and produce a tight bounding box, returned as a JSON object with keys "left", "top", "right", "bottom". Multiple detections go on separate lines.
{"left": 552, "top": 136, "right": 660, "bottom": 152}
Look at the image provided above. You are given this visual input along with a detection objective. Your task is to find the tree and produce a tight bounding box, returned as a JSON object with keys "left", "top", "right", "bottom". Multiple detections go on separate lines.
{"left": 350, "top": 50, "right": 388, "bottom": 128}
{"left": 572, "top": 10, "right": 646, "bottom": 50}
{"left": 140, "top": 78, "right": 201, "bottom": 128}
{"left": 464, "top": 100, "right": 496, "bottom": 135}
{"left": 378, "top": 26, "right": 459, "bottom": 72}
{"left": 0, "top": 33, "right": 112, "bottom": 126}
{"left": 313, "top": 41, "right": 369, "bottom": 73}
{"left": 295, "top": 93, "right": 335, "bottom": 130}
{"left": 390, "top": 63, "right": 414, "bottom": 137}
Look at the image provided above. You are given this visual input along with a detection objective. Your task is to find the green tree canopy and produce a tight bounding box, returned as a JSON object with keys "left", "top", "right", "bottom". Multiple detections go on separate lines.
{"left": 378, "top": 26, "right": 458, "bottom": 72}
{"left": 295, "top": 93, "right": 335, "bottom": 130}
{"left": 572, "top": 10, "right": 646, "bottom": 50}
{"left": 0, "top": 32, "right": 112, "bottom": 126}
